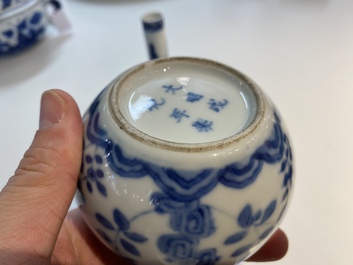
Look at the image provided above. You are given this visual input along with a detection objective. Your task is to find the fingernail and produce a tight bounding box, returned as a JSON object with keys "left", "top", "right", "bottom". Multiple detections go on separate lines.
{"left": 39, "top": 90, "right": 66, "bottom": 129}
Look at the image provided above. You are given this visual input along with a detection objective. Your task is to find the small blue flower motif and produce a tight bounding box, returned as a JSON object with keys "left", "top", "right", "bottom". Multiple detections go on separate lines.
{"left": 237, "top": 204, "right": 262, "bottom": 228}
{"left": 208, "top": 99, "right": 229, "bottom": 112}
{"left": 158, "top": 234, "right": 197, "bottom": 261}
{"left": 84, "top": 154, "right": 107, "bottom": 197}
{"left": 224, "top": 200, "right": 278, "bottom": 258}
{"left": 237, "top": 200, "right": 277, "bottom": 228}
{"left": 192, "top": 119, "right": 213, "bottom": 132}
{"left": 95, "top": 208, "right": 148, "bottom": 257}
{"left": 170, "top": 108, "right": 190, "bottom": 123}
{"left": 171, "top": 205, "right": 216, "bottom": 238}
{"left": 186, "top": 92, "right": 203, "bottom": 102}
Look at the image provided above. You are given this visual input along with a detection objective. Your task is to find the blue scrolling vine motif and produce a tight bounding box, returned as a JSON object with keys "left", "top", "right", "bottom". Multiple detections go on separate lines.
{"left": 79, "top": 92, "right": 293, "bottom": 264}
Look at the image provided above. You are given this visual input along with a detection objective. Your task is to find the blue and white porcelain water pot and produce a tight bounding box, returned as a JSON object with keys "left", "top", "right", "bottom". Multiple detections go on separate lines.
{"left": 76, "top": 57, "right": 294, "bottom": 265}
{"left": 0, "top": 0, "right": 61, "bottom": 55}
{"left": 0, "top": 0, "right": 26, "bottom": 12}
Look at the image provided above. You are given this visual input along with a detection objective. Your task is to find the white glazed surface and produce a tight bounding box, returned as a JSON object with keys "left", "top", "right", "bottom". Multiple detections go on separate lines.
{"left": 116, "top": 59, "right": 257, "bottom": 143}
{"left": 76, "top": 58, "right": 293, "bottom": 265}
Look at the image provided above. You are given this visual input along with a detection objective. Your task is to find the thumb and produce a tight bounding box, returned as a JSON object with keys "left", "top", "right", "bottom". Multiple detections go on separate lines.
{"left": 0, "top": 89, "right": 83, "bottom": 263}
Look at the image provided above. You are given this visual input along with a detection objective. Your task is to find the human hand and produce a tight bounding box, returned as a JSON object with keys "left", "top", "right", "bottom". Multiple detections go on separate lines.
{"left": 0, "top": 89, "right": 288, "bottom": 264}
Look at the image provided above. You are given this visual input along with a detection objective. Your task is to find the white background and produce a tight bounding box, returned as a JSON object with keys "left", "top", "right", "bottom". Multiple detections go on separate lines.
{"left": 1, "top": 0, "right": 353, "bottom": 264}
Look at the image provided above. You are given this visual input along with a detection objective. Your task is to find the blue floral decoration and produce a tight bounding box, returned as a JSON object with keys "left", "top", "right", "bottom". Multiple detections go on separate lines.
{"left": 0, "top": 11, "right": 45, "bottom": 55}
{"left": 81, "top": 154, "right": 107, "bottom": 197}
{"left": 79, "top": 90, "right": 294, "bottom": 264}
{"left": 94, "top": 208, "right": 148, "bottom": 257}
{"left": 224, "top": 200, "right": 278, "bottom": 258}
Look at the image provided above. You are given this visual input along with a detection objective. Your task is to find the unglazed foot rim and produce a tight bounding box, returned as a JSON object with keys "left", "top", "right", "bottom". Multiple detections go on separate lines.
{"left": 110, "top": 57, "right": 265, "bottom": 152}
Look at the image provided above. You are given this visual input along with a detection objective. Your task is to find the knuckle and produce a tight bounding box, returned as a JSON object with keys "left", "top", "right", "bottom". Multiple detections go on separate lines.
{"left": 12, "top": 144, "right": 64, "bottom": 187}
